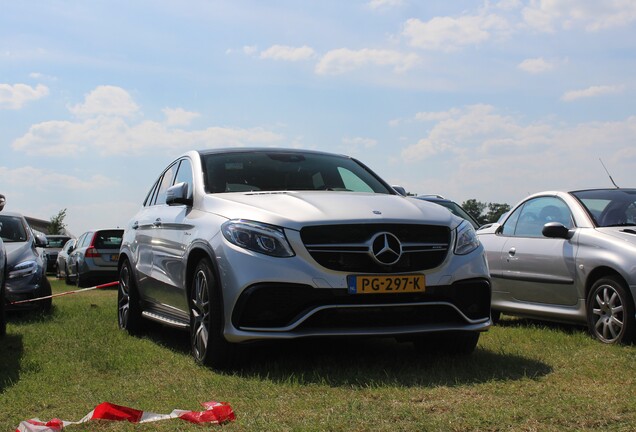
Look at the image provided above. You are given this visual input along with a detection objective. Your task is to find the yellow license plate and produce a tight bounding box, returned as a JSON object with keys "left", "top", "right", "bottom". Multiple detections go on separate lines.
{"left": 347, "top": 274, "right": 425, "bottom": 294}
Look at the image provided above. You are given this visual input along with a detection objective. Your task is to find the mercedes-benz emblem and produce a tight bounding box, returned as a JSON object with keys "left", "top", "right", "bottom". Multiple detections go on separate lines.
{"left": 369, "top": 232, "right": 402, "bottom": 265}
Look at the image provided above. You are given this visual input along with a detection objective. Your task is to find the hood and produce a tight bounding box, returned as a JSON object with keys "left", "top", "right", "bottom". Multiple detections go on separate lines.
{"left": 598, "top": 227, "right": 636, "bottom": 245}
{"left": 200, "top": 191, "right": 460, "bottom": 231}
{"left": 5, "top": 240, "right": 39, "bottom": 268}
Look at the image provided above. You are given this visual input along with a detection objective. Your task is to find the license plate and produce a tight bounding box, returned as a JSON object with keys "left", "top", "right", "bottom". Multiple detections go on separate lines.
{"left": 111, "top": 254, "right": 119, "bottom": 262}
{"left": 347, "top": 274, "right": 425, "bottom": 294}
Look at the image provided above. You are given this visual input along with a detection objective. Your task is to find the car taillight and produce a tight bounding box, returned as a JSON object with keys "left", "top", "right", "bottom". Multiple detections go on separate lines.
{"left": 85, "top": 247, "right": 101, "bottom": 258}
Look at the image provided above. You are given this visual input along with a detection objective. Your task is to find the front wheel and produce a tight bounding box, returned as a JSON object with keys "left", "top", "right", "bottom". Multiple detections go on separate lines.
{"left": 189, "top": 258, "right": 237, "bottom": 369}
{"left": 118, "top": 260, "right": 142, "bottom": 335}
{"left": 587, "top": 276, "right": 635, "bottom": 344}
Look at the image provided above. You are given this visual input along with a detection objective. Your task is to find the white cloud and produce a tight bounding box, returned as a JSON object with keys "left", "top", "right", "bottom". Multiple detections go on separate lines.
{"left": 11, "top": 85, "right": 284, "bottom": 157}
{"left": 561, "top": 85, "right": 624, "bottom": 101}
{"left": 402, "top": 14, "right": 511, "bottom": 51}
{"left": 162, "top": 107, "right": 201, "bottom": 126}
{"left": 68, "top": 85, "right": 140, "bottom": 118}
{"left": 522, "top": 0, "right": 636, "bottom": 32}
{"left": 315, "top": 48, "right": 419, "bottom": 75}
{"left": 518, "top": 57, "right": 554, "bottom": 74}
{"left": 260, "top": 45, "right": 316, "bottom": 61}
{"left": 0, "top": 83, "right": 49, "bottom": 109}
{"left": 367, "top": 0, "right": 404, "bottom": 10}
{"left": 243, "top": 45, "right": 258, "bottom": 55}
{"left": 0, "top": 166, "right": 116, "bottom": 191}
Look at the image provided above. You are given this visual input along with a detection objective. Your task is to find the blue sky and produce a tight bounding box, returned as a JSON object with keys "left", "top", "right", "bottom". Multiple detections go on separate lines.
{"left": 2, "top": 0, "right": 635, "bottom": 236}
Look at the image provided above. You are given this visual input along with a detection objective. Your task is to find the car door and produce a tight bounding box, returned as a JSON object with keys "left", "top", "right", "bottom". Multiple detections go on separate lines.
{"left": 68, "top": 232, "right": 90, "bottom": 280}
{"left": 492, "top": 196, "right": 579, "bottom": 306}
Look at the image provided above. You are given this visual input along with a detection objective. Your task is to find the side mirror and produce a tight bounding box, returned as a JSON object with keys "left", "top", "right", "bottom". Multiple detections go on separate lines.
{"left": 35, "top": 234, "right": 48, "bottom": 247}
{"left": 166, "top": 182, "right": 193, "bottom": 206}
{"left": 392, "top": 185, "right": 407, "bottom": 196}
{"left": 0, "top": 194, "right": 5, "bottom": 212}
{"left": 542, "top": 222, "right": 574, "bottom": 239}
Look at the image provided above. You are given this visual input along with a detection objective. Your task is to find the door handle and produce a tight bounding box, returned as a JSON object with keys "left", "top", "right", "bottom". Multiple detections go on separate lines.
{"left": 132, "top": 221, "right": 139, "bottom": 230}
{"left": 153, "top": 218, "right": 162, "bottom": 227}
{"left": 508, "top": 247, "right": 516, "bottom": 256}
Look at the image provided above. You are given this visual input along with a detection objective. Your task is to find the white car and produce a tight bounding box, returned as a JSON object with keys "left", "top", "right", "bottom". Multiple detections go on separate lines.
{"left": 118, "top": 148, "right": 491, "bottom": 367}
{"left": 478, "top": 189, "right": 636, "bottom": 344}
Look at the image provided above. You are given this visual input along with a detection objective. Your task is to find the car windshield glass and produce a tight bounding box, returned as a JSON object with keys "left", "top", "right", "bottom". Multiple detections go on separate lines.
{"left": 94, "top": 230, "right": 124, "bottom": 249}
{"left": 0, "top": 215, "right": 28, "bottom": 242}
{"left": 201, "top": 151, "right": 393, "bottom": 194}
{"left": 46, "top": 237, "right": 71, "bottom": 248}
{"left": 572, "top": 189, "right": 636, "bottom": 227}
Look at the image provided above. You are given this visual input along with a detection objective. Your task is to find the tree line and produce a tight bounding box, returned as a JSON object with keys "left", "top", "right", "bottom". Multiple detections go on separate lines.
{"left": 461, "top": 199, "right": 510, "bottom": 225}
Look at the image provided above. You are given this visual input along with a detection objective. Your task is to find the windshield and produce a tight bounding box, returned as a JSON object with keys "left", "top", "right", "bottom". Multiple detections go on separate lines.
{"left": 572, "top": 189, "right": 636, "bottom": 227}
{"left": 201, "top": 151, "right": 393, "bottom": 194}
{"left": 0, "top": 215, "right": 28, "bottom": 242}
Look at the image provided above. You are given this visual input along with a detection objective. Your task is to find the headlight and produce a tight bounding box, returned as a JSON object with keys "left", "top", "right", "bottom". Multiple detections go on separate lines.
{"left": 222, "top": 220, "right": 295, "bottom": 257}
{"left": 454, "top": 220, "right": 480, "bottom": 255}
{"left": 9, "top": 260, "right": 38, "bottom": 279}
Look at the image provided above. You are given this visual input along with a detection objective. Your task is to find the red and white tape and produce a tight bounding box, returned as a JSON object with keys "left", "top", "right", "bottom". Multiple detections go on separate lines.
{"left": 16, "top": 400, "right": 235, "bottom": 431}
{"left": 9, "top": 281, "right": 119, "bottom": 305}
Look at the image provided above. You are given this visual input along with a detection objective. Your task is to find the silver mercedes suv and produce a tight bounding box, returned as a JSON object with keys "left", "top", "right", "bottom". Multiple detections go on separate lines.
{"left": 118, "top": 148, "right": 491, "bottom": 368}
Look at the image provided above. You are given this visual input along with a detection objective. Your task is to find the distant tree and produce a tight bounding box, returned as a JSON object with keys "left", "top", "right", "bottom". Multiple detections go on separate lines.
{"left": 462, "top": 199, "right": 487, "bottom": 224}
{"left": 49, "top": 208, "right": 67, "bottom": 234}
{"left": 462, "top": 199, "right": 511, "bottom": 224}
{"left": 485, "top": 203, "right": 511, "bottom": 224}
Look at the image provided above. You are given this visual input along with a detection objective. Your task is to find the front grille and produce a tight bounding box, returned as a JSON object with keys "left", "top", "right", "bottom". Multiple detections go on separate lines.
{"left": 232, "top": 279, "right": 490, "bottom": 329}
{"left": 300, "top": 224, "right": 450, "bottom": 272}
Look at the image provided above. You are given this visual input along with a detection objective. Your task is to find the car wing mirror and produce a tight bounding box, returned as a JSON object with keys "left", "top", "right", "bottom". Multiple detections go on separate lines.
{"left": 35, "top": 234, "right": 48, "bottom": 247}
{"left": 166, "top": 182, "right": 193, "bottom": 206}
{"left": 542, "top": 222, "right": 574, "bottom": 239}
{"left": 391, "top": 185, "right": 407, "bottom": 196}
{"left": 0, "top": 194, "right": 5, "bottom": 212}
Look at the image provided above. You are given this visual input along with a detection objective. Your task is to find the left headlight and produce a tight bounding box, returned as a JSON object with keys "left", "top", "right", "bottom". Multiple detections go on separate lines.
{"left": 454, "top": 220, "right": 480, "bottom": 255}
{"left": 9, "top": 260, "right": 39, "bottom": 279}
{"left": 222, "top": 220, "right": 295, "bottom": 258}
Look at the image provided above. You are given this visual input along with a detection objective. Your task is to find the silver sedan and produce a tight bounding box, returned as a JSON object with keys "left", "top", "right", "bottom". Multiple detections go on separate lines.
{"left": 477, "top": 188, "right": 636, "bottom": 344}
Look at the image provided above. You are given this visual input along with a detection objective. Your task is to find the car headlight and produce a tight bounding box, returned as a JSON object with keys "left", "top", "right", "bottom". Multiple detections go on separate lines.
{"left": 454, "top": 220, "right": 480, "bottom": 255}
{"left": 9, "top": 260, "right": 39, "bottom": 279}
{"left": 222, "top": 220, "right": 295, "bottom": 257}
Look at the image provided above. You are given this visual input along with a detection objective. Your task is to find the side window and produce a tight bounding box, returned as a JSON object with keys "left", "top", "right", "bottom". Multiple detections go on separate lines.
{"left": 174, "top": 159, "right": 193, "bottom": 198}
{"left": 154, "top": 163, "right": 179, "bottom": 206}
{"left": 143, "top": 179, "right": 161, "bottom": 207}
{"left": 502, "top": 197, "right": 573, "bottom": 238}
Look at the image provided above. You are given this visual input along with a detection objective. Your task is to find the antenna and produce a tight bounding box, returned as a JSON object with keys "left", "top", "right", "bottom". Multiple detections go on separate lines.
{"left": 599, "top": 158, "right": 620, "bottom": 189}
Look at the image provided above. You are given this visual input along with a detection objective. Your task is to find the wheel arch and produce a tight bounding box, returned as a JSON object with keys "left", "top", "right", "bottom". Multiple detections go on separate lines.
{"left": 585, "top": 266, "right": 633, "bottom": 304}
{"left": 185, "top": 243, "right": 222, "bottom": 306}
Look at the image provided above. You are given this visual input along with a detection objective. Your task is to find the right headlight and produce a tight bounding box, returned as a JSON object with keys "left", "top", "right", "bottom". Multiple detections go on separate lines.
{"left": 454, "top": 220, "right": 480, "bottom": 255}
{"left": 9, "top": 260, "right": 38, "bottom": 279}
{"left": 222, "top": 220, "right": 295, "bottom": 257}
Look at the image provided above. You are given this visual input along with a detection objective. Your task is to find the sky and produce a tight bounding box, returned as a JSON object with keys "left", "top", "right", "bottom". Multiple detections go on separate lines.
{"left": 2, "top": 0, "right": 636, "bottom": 237}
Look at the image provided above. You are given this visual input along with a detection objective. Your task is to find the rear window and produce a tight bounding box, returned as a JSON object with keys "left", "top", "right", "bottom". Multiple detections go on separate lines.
{"left": 46, "top": 236, "right": 71, "bottom": 248}
{"left": 93, "top": 230, "right": 124, "bottom": 249}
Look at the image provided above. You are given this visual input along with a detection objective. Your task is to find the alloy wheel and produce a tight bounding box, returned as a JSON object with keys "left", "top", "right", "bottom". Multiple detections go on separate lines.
{"left": 191, "top": 268, "right": 210, "bottom": 362}
{"left": 590, "top": 283, "right": 625, "bottom": 343}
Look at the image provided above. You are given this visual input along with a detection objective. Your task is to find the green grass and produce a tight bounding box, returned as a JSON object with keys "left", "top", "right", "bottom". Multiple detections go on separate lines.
{"left": 1, "top": 277, "right": 635, "bottom": 431}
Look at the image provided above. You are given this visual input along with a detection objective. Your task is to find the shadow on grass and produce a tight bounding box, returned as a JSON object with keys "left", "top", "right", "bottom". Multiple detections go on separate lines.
{"left": 0, "top": 333, "right": 23, "bottom": 392}
{"left": 136, "top": 322, "right": 553, "bottom": 387}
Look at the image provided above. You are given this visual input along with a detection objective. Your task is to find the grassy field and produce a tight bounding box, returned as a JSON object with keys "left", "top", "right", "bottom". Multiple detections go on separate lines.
{"left": 1, "top": 277, "right": 635, "bottom": 431}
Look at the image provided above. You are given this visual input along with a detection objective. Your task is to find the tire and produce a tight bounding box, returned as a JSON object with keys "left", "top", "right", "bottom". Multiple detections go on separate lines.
{"left": 586, "top": 276, "right": 636, "bottom": 344}
{"left": 0, "top": 281, "right": 6, "bottom": 338}
{"left": 65, "top": 264, "right": 72, "bottom": 285}
{"left": 413, "top": 331, "right": 480, "bottom": 356}
{"left": 118, "top": 259, "right": 143, "bottom": 335}
{"left": 189, "top": 258, "right": 237, "bottom": 369}
{"left": 38, "top": 276, "right": 52, "bottom": 313}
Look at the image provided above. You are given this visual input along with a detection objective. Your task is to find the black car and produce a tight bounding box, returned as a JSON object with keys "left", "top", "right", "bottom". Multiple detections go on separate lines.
{"left": 0, "top": 194, "right": 6, "bottom": 336}
{"left": 43, "top": 234, "right": 72, "bottom": 274}
{"left": 413, "top": 195, "right": 481, "bottom": 229}
{"left": 0, "top": 211, "right": 51, "bottom": 312}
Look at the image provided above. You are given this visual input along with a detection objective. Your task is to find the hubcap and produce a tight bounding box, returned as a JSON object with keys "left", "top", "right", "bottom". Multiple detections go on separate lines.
{"left": 191, "top": 269, "right": 210, "bottom": 361}
{"left": 591, "top": 284, "right": 624, "bottom": 343}
{"left": 118, "top": 265, "right": 130, "bottom": 328}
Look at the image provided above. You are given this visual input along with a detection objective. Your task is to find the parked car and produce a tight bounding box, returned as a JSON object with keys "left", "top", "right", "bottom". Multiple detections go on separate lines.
{"left": 477, "top": 188, "right": 636, "bottom": 344}
{"left": 0, "top": 194, "right": 6, "bottom": 336}
{"left": 0, "top": 211, "right": 51, "bottom": 312}
{"left": 43, "top": 234, "right": 72, "bottom": 274}
{"left": 413, "top": 195, "right": 481, "bottom": 229}
{"left": 118, "top": 148, "right": 491, "bottom": 368}
{"left": 56, "top": 238, "right": 76, "bottom": 283}
{"left": 67, "top": 229, "right": 123, "bottom": 287}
